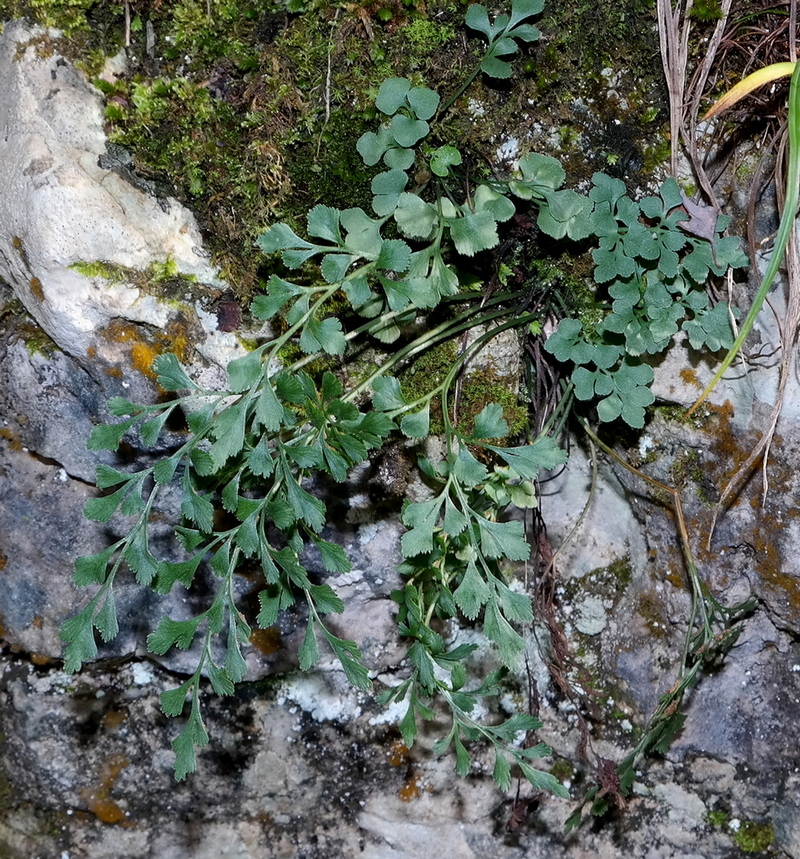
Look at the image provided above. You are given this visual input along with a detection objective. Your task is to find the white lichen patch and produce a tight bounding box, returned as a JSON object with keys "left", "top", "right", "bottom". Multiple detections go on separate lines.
{"left": 278, "top": 671, "right": 363, "bottom": 722}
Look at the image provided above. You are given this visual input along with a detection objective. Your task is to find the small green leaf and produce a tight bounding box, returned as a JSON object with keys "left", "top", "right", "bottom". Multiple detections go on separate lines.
{"left": 172, "top": 704, "right": 209, "bottom": 781}
{"left": 209, "top": 398, "right": 248, "bottom": 468}
{"left": 356, "top": 126, "right": 392, "bottom": 166}
{"left": 487, "top": 437, "right": 567, "bottom": 477}
{"left": 430, "top": 145, "right": 462, "bottom": 177}
{"left": 395, "top": 193, "right": 439, "bottom": 240}
{"left": 309, "top": 583, "right": 345, "bottom": 614}
{"left": 254, "top": 381, "right": 286, "bottom": 433}
{"left": 443, "top": 498, "right": 469, "bottom": 538}
{"left": 400, "top": 403, "right": 430, "bottom": 438}
{"left": 518, "top": 760, "right": 570, "bottom": 799}
{"left": 321, "top": 253, "right": 357, "bottom": 283}
{"left": 83, "top": 484, "right": 130, "bottom": 522}
{"left": 322, "top": 629, "right": 373, "bottom": 690}
{"left": 94, "top": 594, "right": 119, "bottom": 642}
{"left": 251, "top": 277, "right": 302, "bottom": 320}
{"left": 226, "top": 347, "right": 265, "bottom": 393}
{"left": 476, "top": 516, "right": 530, "bottom": 560}
{"left": 341, "top": 209, "right": 383, "bottom": 259}
{"left": 235, "top": 515, "right": 260, "bottom": 556}
{"left": 401, "top": 494, "right": 444, "bottom": 557}
{"left": 61, "top": 605, "right": 98, "bottom": 673}
{"left": 473, "top": 184, "right": 515, "bottom": 221}
{"left": 384, "top": 147, "right": 416, "bottom": 170}
{"left": 484, "top": 598, "right": 526, "bottom": 667}
{"left": 73, "top": 544, "right": 119, "bottom": 587}
{"left": 448, "top": 210, "right": 500, "bottom": 256}
{"left": 312, "top": 537, "right": 351, "bottom": 573}
{"left": 472, "top": 403, "right": 509, "bottom": 439}
{"left": 87, "top": 418, "right": 138, "bottom": 452}
{"left": 153, "top": 456, "right": 180, "bottom": 485}
{"left": 493, "top": 751, "right": 512, "bottom": 792}
{"left": 154, "top": 556, "right": 203, "bottom": 593}
{"left": 124, "top": 530, "right": 159, "bottom": 586}
{"left": 153, "top": 353, "right": 196, "bottom": 391}
{"left": 299, "top": 316, "right": 347, "bottom": 356}
{"left": 189, "top": 448, "right": 215, "bottom": 477}
{"left": 399, "top": 700, "right": 419, "bottom": 747}
{"left": 180, "top": 487, "right": 214, "bottom": 544}
{"left": 160, "top": 680, "right": 192, "bottom": 717}
{"left": 107, "top": 397, "right": 140, "bottom": 417}
{"left": 495, "top": 581, "right": 532, "bottom": 623}
{"left": 390, "top": 114, "right": 430, "bottom": 148}
{"left": 376, "top": 76, "right": 412, "bottom": 115}
{"left": 371, "top": 376, "right": 407, "bottom": 411}
{"left": 94, "top": 464, "right": 131, "bottom": 489}
{"left": 518, "top": 153, "right": 565, "bottom": 190}
{"left": 376, "top": 239, "right": 411, "bottom": 273}
{"left": 307, "top": 204, "right": 342, "bottom": 243}
{"left": 453, "top": 561, "right": 491, "bottom": 620}
{"left": 284, "top": 474, "right": 326, "bottom": 532}
{"left": 207, "top": 662, "right": 236, "bottom": 697}
{"left": 256, "top": 222, "right": 314, "bottom": 255}
{"left": 246, "top": 437, "right": 275, "bottom": 478}
{"left": 147, "top": 616, "right": 202, "bottom": 654}
{"left": 452, "top": 446, "right": 488, "bottom": 487}
{"left": 299, "top": 619, "right": 320, "bottom": 670}
{"left": 454, "top": 735, "right": 471, "bottom": 776}
{"left": 465, "top": 4, "right": 492, "bottom": 38}
{"left": 406, "top": 86, "right": 440, "bottom": 120}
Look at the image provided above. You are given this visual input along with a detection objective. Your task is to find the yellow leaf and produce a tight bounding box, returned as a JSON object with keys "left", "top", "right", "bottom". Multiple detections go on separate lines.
{"left": 704, "top": 62, "right": 796, "bottom": 119}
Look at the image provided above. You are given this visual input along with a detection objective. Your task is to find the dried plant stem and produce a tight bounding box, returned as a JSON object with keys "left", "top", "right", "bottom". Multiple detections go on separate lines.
{"left": 657, "top": 0, "right": 694, "bottom": 178}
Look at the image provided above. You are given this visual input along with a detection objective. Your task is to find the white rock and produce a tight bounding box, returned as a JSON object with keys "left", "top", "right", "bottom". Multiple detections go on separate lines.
{"left": 0, "top": 22, "right": 240, "bottom": 370}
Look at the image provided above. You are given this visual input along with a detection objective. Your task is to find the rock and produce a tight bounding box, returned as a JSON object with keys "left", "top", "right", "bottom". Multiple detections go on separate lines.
{"left": 0, "top": 21, "right": 245, "bottom": 376}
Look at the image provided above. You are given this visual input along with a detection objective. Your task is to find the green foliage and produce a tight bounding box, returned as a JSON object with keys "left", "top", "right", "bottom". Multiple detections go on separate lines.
{"left": 64, "top": 0, "right": 746, "bottom": 803}
{"left": 544, "top": 175, "right": 747, "bottom": 428}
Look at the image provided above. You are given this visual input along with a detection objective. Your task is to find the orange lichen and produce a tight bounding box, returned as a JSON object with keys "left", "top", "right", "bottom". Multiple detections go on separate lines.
{"left": 399, "top": 774, "right": 424, "bottom": 802}
{"left": 30, "top": 653, "right": 54, "bottom": 666}
{"left": 387, "top": 739, "right": 410, "bottom": 767}
{"left": 0, "top": 428, "right": 22, "bottom": 451}
{"left": 81, "top": 753, "right": 133, "bottom": 827}
{"left": 249, "top": 626, "right": 282, "bottom": 655}
{"left": 29, "top": 277, "right": 44, "bottom": 302}
{"left": 679, "top": 367, "right": 701, "bottom": 388}
{"left": 0, "top": 553, "right": 6, "bottom": 571}
{"left": 130, "top": 342, "right": 160, "bottom": 378}
{"left": 101, "top": 709, "right": 127, "bottom": 732}
{"left": 97, "top": 315, "right": 198, "bottom": 381}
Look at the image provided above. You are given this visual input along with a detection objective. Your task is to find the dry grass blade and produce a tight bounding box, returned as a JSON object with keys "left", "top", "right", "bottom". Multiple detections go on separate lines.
{"left": 657, "top": 0, "right": 694, "bottom": 178}
{"left": 703, "top": 61, "right": 796, "bottom": 119}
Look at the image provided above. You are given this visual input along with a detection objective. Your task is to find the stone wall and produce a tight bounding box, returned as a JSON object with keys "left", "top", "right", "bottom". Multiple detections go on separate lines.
{"left": 1, "top": 21, "right": 799, "bottom": 859}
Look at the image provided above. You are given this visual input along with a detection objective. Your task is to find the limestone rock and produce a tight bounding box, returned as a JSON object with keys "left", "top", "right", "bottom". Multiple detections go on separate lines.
{"left": 0, "top": 21, "right": 243, "bottom": 376}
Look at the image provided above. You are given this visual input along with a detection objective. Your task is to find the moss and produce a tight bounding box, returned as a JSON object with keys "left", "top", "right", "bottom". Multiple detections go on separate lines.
{"left": 70, "top": 260, "right": 128, "bottom": 284}
{"left": 706, "top": 808, "right": 729, "bottom": 827}
{"left": 400, "top": 16, "right": 457, "bottom": 64}
{"left": 458, "top": 367, "right": 527, "bottom": 439}
{"left": 398, "top": 339, "right": 457, "bottom": 434}
{"left": 635, "top": 589, "right": 671, "bottom": 639}
{"left": 670, "top": 448, "right": 703, "bottom": 490}
{"left": 71, "top": 257, "right": 200, "bottom": 306}
{"left": 732, "top": 820, "right": 775, "bottom": 853}
{"left": 549, "top": 757, "right": 576, "bottom": 782}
